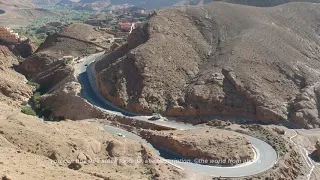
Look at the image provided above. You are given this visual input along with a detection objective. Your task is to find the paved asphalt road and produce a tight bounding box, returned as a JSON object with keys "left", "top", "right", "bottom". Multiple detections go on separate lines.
{"left": 77, "top": 52, "right": 278, "bottom": 178}
{"left": 103, "top": 125, "right": 277, "bottom": 178}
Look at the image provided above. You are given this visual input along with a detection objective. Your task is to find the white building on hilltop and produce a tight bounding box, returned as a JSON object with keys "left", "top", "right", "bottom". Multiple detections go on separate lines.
{"left": 0, "top": 27, "right": 20, "bottom": 44}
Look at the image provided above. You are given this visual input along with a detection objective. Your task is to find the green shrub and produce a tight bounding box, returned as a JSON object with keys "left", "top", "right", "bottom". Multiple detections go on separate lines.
{"left": 112, "top": 25, "right": 119, "bottom": 30}
{"left": 27, "top": 81, "right": 40, "bottom": 90}
{"left": 21, "top": 106, "right": 37, "bottom": 116}
{"left": 33, "top": 92, "right": 41, "bottom": 109}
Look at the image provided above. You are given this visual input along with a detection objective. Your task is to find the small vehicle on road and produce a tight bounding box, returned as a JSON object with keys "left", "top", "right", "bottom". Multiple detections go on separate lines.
{"left": 116, "top": 133, "right": 125, "bottom": 138}
{"left": 148, "top": 113, "right": 162, "bottom": 121}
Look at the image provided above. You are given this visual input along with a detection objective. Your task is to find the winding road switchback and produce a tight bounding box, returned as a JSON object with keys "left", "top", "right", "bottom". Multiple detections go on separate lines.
{"left": 77, "top": 52, "right": 278, "bottom": 178}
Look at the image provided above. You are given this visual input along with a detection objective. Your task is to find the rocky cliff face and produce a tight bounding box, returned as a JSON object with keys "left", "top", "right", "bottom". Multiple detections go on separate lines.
{"left": 96, "top": 2, "right": 320, "bottom": 128}
{"left": 13, "top": 39, "right": 36, "bottom": 58}
{"left": 0, "top": 45, "right": 34, "bottom": 107}
{"left": 40, "top": 75, "right": 107, "bottom": 120}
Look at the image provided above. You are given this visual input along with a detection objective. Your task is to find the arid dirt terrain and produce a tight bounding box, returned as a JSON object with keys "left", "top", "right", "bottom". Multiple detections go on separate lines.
{"left": 0, "top": 104, "right": 185, "bottom": 180}
{"left": 95, "top": 2, "right": 320, "bottom": 128}
{"left": 3, "top": 1, "right": 320, "bottom": 180}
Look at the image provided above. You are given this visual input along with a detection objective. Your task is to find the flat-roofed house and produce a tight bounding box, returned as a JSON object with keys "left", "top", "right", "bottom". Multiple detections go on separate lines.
{"left": 118, "top": 22, "right": 133, "bottom": 32}
{"left": 0, "top": 27, "right": 20, "bottom": 44}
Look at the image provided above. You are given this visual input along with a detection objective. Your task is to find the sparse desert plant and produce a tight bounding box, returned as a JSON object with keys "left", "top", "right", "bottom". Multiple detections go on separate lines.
{"left": 21, "top": 106, "right": 37, "bottom": 116}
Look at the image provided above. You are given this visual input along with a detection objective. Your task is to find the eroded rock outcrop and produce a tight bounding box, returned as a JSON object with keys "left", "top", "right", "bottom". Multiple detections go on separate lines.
{"left": 13, "top": 39, "right": 36, "bottom": 58}
{"left": 143, "top": 128, "right": 254, "bottom": 166}
{"left": 40, "top": 75, "right": 106, "bottom": 120}
{"left": 292, "top": 83, "right": 320, "bottom": 128}
{"left": 314, "top": 140, "right": 320, "bottom": 160}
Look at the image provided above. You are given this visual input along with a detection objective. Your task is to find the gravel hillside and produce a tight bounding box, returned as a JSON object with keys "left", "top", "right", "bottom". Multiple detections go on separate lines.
{"left": 96, "top": 2, "right": 320, "bottom": 128}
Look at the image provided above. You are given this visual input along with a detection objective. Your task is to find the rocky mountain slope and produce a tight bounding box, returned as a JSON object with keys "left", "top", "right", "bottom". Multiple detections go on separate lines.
{"left": 95, "top": 2, "right": 320, "bottom": 128}
{"left": 0, "top": 45, "right": 34, "bottom": 107}
{"left": 0, "top": 41, "right": 184, "bottom": 180}
{"left": 18, "top": 23, "right": 112, "bottom": 90}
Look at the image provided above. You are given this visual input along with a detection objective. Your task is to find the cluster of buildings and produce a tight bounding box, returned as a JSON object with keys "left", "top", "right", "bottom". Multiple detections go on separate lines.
{"left": 0, "top": 27, "right": 20, "bottom": 44}
{"left": 111, "top": 7, "right": 148, "bottom": 32}
{"left": 86, "top": 6, "right": 149, "bottom": 34}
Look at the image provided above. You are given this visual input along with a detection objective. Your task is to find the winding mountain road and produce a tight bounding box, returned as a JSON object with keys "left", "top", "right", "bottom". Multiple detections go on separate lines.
{"left": 77, "top": 52, "right": 278, "bottom": 178}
